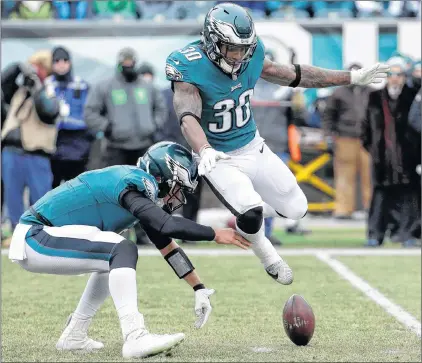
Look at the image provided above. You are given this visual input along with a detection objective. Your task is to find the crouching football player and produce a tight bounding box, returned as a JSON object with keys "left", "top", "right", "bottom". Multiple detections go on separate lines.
{"left": 8, "top": 141, "right": 250, "bottom": 359}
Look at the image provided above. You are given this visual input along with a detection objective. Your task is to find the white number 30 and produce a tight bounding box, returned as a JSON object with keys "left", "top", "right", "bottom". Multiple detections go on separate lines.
{"left": 210, "top": 89, "right": 254, "bottom": 133}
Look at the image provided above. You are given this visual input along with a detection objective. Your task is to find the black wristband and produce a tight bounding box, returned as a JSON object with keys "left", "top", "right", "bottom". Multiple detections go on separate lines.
{"left": 179, "top": 112, "right": 201, "bottom": 125}
{"left": 288, "top": 64, "right": 301, "bottom": 88}
{"left": 193, "top": 283, "right": 205, "bottom": 291}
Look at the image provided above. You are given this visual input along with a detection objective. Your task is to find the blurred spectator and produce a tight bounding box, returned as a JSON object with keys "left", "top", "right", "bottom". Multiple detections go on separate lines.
{"left": 267, "top": 1, "right": 314, "bottom": 18}
{"left": 1, "top": 90, "right": 7, "bottom": 125}
{"left": 53, "top": 1, "right": 91, "bottom": 20}
{"left": 138, "top": 62, "right": 155, "bottom": 84}
{"left": 323, "top": 63, "right": 372, "bottom": 220}
{"left": 355, "top": 1, "right": 384, "bottom": 17}
{"left": 219, "top": 1, "right": 267, "bottom": 17}
{"left": 409, "top": 60, "right": 421, "bottom": 90}
{"left": 84, "top": 47, "right": 167, "bottom": 245}
{"left": 307, "top": 88, "right": 333, "bottom": 128}
{"left": 7, "top": 1, "right": 54, "bottom": 20}
{"left": 362, "top": 57, "right": 419, "bottom": 248}
{"left": 136, "top": 1, "right": 173, "bottom": 20}
{"left": 312, "top": 1, "right": 356, "bottom": 18}
{"left": 47, "top": 46, "right": 93, "bottom": 188}
{"left": 1, "top": 50, "right": 60, "bottom": 234}
{"left": 92, "top": 0, "right": 141, "bottom": 20}
{"left": 407, "top": 89, "right": 421, "bottom": 240}
{"left": 388, "top": 0, "right": 421, "bottom": 18}
{"left": 1, "top": 0, "right": 16, "bottom": 18}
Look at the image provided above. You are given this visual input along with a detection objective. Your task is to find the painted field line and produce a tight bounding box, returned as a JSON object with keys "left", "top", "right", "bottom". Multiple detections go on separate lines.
{"left": 1, "top": 248, "right": 420, "bottom": 257}
{"left": 316, "top": 252, "right": 421, "bottom": 338}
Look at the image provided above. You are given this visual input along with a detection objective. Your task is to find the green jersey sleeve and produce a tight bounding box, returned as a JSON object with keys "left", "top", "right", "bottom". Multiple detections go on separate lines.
{"left": 115, "top": 168, "right": 159, "bottom": 204}
{"left": 165, "top": 42, "right": 204, "bottom": 86}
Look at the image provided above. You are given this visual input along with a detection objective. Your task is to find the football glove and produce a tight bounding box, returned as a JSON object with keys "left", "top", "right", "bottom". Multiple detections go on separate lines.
{"left": 351, "top": 63, "right": 390, "bottom": 85}
{"left": 198, "top": 147, "right": 230, "bottom": 176}
{"left": 194, "top": 288, "right": 215, "bottom": 329}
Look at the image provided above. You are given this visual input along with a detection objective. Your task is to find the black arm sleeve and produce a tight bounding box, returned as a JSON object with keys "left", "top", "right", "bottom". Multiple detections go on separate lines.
{"left": 120, "top": 190, "right": 215, "bottom": 244}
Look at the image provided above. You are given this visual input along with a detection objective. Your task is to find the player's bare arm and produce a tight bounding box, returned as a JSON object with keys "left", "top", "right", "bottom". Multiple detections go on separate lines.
{"left": 173, "top": 81, "right": 231, "bottom": 175}
{"left": 173, "top": 81, "right": 208, "bottom": 154}
{"left": 260, "top": 58, "right": 389, "bottom": 88}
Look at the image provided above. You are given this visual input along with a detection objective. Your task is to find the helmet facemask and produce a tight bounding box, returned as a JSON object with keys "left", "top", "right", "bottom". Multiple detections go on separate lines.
{"left": 202, "top": 15, "right": 257, "bottom": 78}
{"left": 162, "top": 155, "right": 198, "bottom": 212}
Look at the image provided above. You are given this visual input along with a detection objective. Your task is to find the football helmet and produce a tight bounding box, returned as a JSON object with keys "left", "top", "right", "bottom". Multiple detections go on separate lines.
{"left": 137, "top": 141, "right": 198, "bottom": 212}
{"left": 201, "top": 2, "right": 257, "bottom": 78}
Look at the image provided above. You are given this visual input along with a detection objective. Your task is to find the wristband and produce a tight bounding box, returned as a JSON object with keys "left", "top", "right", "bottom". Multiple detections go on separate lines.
{"left": 193, "top": 283, "right": 205, "bottom": 291}
{"left": 179, "top": 112, "right": 201, "bottom": 125}
{"left": 288, "top": 64, "right": 301, "bottom": 88}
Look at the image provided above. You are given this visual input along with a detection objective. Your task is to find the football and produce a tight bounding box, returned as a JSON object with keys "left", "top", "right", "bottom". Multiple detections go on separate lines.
{"left": 282, "top": 294, "right": 315, "bottom": 346}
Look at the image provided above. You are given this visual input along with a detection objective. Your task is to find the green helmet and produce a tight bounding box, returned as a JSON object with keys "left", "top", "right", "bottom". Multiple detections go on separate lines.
{"left": 137, "top": 141, "right": 198, "bottom": 212}
{"left": 201, "top": 2, "right": 257, "bottom": 78}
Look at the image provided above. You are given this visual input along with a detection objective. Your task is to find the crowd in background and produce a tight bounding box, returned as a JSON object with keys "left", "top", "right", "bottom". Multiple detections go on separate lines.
{"left": 1, "top": 0, "right": 421, "bottom": 21}
{"left": 1, "top": 21, "right": 421, "bottom": 248}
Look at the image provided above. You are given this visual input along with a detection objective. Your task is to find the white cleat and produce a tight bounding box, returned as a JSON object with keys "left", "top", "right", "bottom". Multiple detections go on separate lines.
{"left": 265, "top": 259, "right": 293, "bottom": 285}
{"left": 122, "top": 329, "right": 185, "bottom": 359}
{"left": 56, "top": 314, "right": 104, "bottom": 352}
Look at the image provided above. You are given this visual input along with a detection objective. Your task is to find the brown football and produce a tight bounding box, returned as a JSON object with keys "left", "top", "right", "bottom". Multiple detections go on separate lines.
{"left": 282, "top": 294, "right": 315, "bottom": 346}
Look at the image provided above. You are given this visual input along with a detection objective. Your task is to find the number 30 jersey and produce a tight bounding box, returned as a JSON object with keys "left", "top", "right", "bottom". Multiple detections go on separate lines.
{"left": 165, "top": 38, "right": 265, "bottom": 152}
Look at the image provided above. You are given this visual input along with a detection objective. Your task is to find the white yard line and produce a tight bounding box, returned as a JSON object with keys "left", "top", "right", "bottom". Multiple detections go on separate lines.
{"left": 316, "top": 252, "right": 421, "bottom": 338}
{"left": 1, "top": 248, "right": 420, "bottom": 257}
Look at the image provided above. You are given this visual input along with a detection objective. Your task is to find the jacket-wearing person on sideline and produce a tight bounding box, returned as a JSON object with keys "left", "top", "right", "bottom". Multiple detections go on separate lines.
{"left": 47, "top": 46, "right": 93, "bottom": 188}
{"left": 362, "top": 58, "right": 419, "bottom": 248}
{"left": 1, "top": 50, "right": 60, "bottom": 230}
{"left": 84, "top": 47, "right": 167, "bottom": 167}
{"left": 323, "top": 63, "right": 372, "bottom": 219}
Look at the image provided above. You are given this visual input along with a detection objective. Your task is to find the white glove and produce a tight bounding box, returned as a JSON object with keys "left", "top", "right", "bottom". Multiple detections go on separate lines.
{"left": 351, "top": 63, "right": 390, "bottom": 85}
{"left": 194, "top": 288, "right": 215, "bottom": 329}
{"left": 416, "top": 165, "right": 421, "bottom": 175}
{"left": 198, "top": 147, "right": 230, "bottom": 176}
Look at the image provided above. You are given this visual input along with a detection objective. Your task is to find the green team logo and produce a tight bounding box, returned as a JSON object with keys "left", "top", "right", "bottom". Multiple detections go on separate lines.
{"left": 111, "top": 89, "right": 127, "bottom": 105}
{"left": 134, "top": 88, "right": 148, "bottom": 104}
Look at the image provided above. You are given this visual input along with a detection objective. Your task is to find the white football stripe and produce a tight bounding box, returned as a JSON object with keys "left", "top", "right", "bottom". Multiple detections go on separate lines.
{"left": 316, "top": 252, "right": 421, "bottom": 338}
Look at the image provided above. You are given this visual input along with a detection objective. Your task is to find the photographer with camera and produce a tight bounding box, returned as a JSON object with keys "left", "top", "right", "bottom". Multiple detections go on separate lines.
{"left": 1, "top": 50, "right": 60, "bottom": 236}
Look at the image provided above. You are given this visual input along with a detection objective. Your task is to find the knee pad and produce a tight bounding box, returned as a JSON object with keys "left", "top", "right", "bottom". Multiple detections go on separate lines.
{"left": 109, "top": 239, "right": 138, "bottom": 271}
{"left": 236, "top": 206, "right": 263, "bottom": 234}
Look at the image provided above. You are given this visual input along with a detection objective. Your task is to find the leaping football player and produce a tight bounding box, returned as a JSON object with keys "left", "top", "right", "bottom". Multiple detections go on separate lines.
{"left": 8, "top": 141, "right": 250, "bottom": 359}
{"left": 166, "top": 2, "right": 389, "bottom": 284}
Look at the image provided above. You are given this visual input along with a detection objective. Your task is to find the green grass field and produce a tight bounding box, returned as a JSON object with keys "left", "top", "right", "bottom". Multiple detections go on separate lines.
{"left": 2, "top": 228, "right": 421, "bottom": 363}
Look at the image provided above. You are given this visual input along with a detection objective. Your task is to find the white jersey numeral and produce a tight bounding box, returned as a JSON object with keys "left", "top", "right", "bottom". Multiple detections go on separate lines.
{"left": 179, "top": 46, "right": 202, "bottom": 61}
{"left": 210, "top": 89, "right": 254, "bottom": 133}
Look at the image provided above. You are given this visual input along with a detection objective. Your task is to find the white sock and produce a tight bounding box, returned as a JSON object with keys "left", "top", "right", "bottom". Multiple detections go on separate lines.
{"left": 236, "top": 221, "right": 281, "bottom": 268}
{"left": 74, "top": 272, "right": 110, "bottom": 320}
{"left": 109, "top": 268, "right": 144, "bottom": 339}
{"left": 109, "top": 268, "right": 138, "bottom": 318}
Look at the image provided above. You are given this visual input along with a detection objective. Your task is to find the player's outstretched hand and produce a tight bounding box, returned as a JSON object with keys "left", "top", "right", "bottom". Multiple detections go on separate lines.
{"left": 198, "top": 147, "right": 230, "bottom": 176}
{"left": 213, "top": 228, "right": 252, "bottom": 250}
{"left": 194, "top": 288, "right": 215, "bottom": 329}
{"left": 351, "top": 63, "right": 390, "bottom": 85}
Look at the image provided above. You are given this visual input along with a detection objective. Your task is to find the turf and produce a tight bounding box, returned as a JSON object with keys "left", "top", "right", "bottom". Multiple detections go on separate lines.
{"left": 338, "top": 256, "right": 422, "bottom": 321}
{"left": 170, "top": 227, "right": 406, "bottom": 249}
{"left": 2, "top": 254, "right": 421, "bottom": 362}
